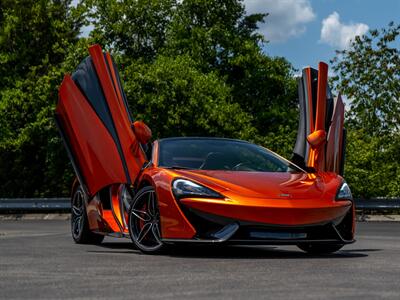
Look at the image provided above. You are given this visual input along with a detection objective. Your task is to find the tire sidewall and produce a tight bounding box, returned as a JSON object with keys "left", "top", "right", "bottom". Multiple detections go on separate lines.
{"left": 128, "top": 186, "right": 165, "bottom": 254}
{"left": 71, "top": 183, "right": 104, "bottom": 244}
{"left": 71, "top": 185, "right": 87, "bottom": 242}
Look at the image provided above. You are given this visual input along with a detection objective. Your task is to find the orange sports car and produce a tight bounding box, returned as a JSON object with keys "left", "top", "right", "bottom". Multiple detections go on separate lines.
{"left": 55, "top": 45, "right": 355, "bottom": 254}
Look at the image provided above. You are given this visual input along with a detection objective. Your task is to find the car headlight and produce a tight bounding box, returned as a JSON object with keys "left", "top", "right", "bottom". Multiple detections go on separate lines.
{"left": 172, "top": 179, "right": 223, "bottom": 199}
{"left": 336, "top": 181, "right": 353, "bottom": 200}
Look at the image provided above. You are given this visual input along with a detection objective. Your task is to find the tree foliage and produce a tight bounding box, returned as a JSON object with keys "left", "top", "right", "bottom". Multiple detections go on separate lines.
{"left": 88, "top": 0, "right": 298, "bottom": 152}
{"left": 123, "top": 55, "right": 256, "bottom": 140}
{"left": 0, "top": 0, "right": 88, "bottom": 196}
{"left": 331, "top": 22, "right": 400, "bottom": 198}
{"left": 86, "top": 0, "right": 176, "bottom": 61}
{"left": 331, "top": 22, "right": 400, "bottom": 135}
{"left": 6, "top": 0, "right": 396, "bottom": 199}
{"left": 0, "top": 0, "right": 298, "bottom": 197}
{"left": 345, "top": 130, "right": 400, "bottom": 198}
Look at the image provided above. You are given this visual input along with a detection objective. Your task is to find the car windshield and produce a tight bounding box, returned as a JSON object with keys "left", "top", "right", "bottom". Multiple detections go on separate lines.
{"left": 158, "top": 138, "right": 303, "bottom": 173}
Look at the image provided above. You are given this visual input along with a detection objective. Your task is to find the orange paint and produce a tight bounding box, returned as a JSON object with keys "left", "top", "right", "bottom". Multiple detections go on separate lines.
{"left": 59, "top": 45, "right": 353, "bottom": 245}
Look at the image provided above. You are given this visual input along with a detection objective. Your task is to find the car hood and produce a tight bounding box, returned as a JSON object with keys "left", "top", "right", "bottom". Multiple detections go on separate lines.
{"left": 169, "top": 169, "right": 341, "bottom": 200}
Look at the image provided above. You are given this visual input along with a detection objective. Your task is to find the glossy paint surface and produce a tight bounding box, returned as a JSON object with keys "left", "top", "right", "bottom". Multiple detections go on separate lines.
{"left": 129, "top": 144, "right": 353, "bottom": 239}
{"left": 158, "top": 169, "right": 351, "bottom": 233}
{"left": 79, "top": 143, "right": 353, "bottom": 239}
{"left": 326, "top": 94, "right": 345, "bottom": 174}
{"left": 141, "top": 168, "right": 197, "bottom": 239}
{"left": 311, "top": 62, "right": 328, "bottom": 171}
{"left": 293, "top": 63, "right": 345, "bottom": 175}
{"left": 88, "top": 45, "right": 146, "bottom": 184}
{"left": 57, "top": 75, "right": 127, "bottom": 196}
{"left": 56, "top": 45, "right": 146, "bottom": 196}
{"left": 59, "top": 48, "right": 353, "bottom": 241}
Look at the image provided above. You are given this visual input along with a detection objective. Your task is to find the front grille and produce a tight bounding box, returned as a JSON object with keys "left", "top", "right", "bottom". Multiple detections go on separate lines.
{"left": 231, "top": 223, "right": 339, "bottom": 241}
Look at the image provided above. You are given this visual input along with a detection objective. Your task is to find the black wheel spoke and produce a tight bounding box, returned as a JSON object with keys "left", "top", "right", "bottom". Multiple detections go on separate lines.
{"left": 73, "top": 219, "right": 78, "bottom": 233}
{"left": 129, "top": 189, "right": 163, "bottom": 252}
{"left": 72, "top": 205, "right": 82, "bottom": 216}
{"left": 137, "top": 222, "right": 153, "bottom": 243}
{"left": 152, "top": 223, "right": 161, "bottom": 242}
{"left": 72, "top": 189, "right": 85, "bottom": 239}
{"left": 77, "top": 216, "right": 83, "bottom": 233}
{"left": 147, "top": 192, "right": 155, "bottom": 216}
{"left": 131, "top": 209, "right": 151, "bottom": 222}
{"left": 73, "top": 216, "right": 82, "bottom": 234}
{"left": 70, "top": 185, "right": 104, "bottom": 245}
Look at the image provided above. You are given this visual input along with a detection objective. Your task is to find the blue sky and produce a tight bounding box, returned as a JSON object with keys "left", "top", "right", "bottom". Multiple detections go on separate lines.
{"left": 244, "top": 0, "right": 400, "bottom": 71}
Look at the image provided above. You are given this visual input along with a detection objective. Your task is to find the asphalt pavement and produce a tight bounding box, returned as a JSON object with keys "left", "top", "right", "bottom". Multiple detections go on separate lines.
{"left": 0, "top": 220, "right": 399, "bottom": 299}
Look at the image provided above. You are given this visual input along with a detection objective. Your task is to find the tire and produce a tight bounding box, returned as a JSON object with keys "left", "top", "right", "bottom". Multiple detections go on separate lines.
{"left": 128, "top": 186, "right": 166, "bottom": 254}
{"left": 297, "top": 243, "right": 344, "bottom": 254}
{"left": 71, "top": 184, "right": 104, "bottom": 244}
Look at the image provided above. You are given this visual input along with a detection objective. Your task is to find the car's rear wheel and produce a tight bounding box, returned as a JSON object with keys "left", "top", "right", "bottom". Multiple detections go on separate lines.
{"left": 128, "top": 186, "right": 165, "bottom": 254}
{"left": 71, "top": 184, "right": 104, "bottom": 244}
{"left": 297, "top": 243, "right": 344, "bottom": 254}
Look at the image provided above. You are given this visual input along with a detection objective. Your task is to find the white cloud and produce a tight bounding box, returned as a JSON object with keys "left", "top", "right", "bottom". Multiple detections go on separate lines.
{"left": 244, "top": 0, "right": 315, "bottom": 43}
{"left": 80, "top": 25, "right": 94, "bottom": 38}
{"left": 320, "top": 12, "right": 369, "bottom": 49}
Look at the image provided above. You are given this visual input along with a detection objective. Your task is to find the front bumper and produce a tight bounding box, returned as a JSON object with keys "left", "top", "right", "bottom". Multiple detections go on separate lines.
{"left": 161, "top": 218, "right": 355, "bottom": 245}
{"left": 179, "top": 196, "right": 352, "bottom": 226}
{"left": 164, "top": 196, "right": 354, "bottom": 245}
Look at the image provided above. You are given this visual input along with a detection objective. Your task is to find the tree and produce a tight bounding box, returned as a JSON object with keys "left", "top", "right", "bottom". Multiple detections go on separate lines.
{"left": 345, "top": 129, "right": 400, "bottom": 198}
{"left": 331, "top": 22, "right": 400, "bottom": 198}
{"left": 0, "top": 0, "right": 87, "bottom": 197}
{"left": 331, "top": 22, "right": 400, "bottom": 135}
{"left": 89, "top": 0, "right": 298, "bottom": 156}
{"left": 0, "top": 0, "right": 299, "bottom": 197}
{"left": 86, "top": 0, "right": 176, "bottom": 61}
{"left": 164, "top": 0, "right": 298, "bottom": 147}
{"left": 123, "top": 54, "right": 256, "bottom": 140}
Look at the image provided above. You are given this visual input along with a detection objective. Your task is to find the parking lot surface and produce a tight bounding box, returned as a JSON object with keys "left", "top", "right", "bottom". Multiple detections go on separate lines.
{"left": 1, "top": 220, "right": 399, "bottom": 299}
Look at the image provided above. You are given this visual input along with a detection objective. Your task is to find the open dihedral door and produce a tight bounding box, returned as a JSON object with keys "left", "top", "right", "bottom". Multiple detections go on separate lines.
{"left": 292, "top": 62, "right": 346, "bottom": 175}
{"left": 55, "top": 44, "right": 146, "bottom": 197}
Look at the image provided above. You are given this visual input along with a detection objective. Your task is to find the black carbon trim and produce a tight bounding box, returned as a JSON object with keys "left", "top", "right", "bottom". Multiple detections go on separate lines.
{"left": 339, "top": 128, "right": 347, "bottom": 176}
{"left": 293, "top": 67, "right": 334, "bottom": 169}
{"left": 110, "top": 57, "right": 133, "bottom": 123}
{"left": 325, "top": 85, "right": 334, "bottom": 132}
{"left": 292, "top": 76, "right": 307, "bottom": 166}
{"left": 161, "top": 238, "right": 354, "bottom": 245}
{"left": 310, "top": 68, "right": 318, "bottom": 124}
{"left": 184, "top": 206, "right": 339, "bottom": 229}
{"left": 71, "top": 56, "right": 131, "bottom": 184}
{"left": 72, "top": 57, "right": 117, "bottom": 140}
{"left": 54, "top": 113, "right": 88, "bottom": 195}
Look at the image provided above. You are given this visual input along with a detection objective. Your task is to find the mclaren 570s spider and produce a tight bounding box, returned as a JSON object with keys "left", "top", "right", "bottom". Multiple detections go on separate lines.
{"left": 55, "top": 45, "right": 355, "bottom": 254}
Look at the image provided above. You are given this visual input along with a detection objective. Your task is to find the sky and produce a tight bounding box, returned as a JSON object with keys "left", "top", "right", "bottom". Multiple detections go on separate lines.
{"left": 78, "top": 0, "right": 399, "bottom": 71}
{"left": 244, "top": 0, "right": 400, "bottom": 71}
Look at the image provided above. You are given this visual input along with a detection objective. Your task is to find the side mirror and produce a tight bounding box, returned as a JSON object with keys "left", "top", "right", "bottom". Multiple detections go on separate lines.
{"left": 132, "top": 121, "right": 152, "bottom": 144}
{"left": 307, "top": 130, "right": 326, "bottom": 149}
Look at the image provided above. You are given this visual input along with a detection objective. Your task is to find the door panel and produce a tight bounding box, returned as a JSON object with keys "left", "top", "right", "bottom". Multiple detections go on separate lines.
{"left": 308, "top": 62, "right": 328, "bottom": 171}
{"left": 292, "top": 62, "right": 346, "bottom": 175}
{"left": 325, "top": 94, "right": 345, "bottom": 174}
{"left": 292, "top": 67, "right": 318, "bottom": 169}
{"left": 88, "top": 45, "right": 145, "bottom": 183}
{"left": 56, "top": 44, "right": 146, "bottom": 196}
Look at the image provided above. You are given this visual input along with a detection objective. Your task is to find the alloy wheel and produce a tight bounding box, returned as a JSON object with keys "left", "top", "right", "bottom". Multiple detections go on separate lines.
{"left": 128, "top": 187, "right": 163, "bottom": 252}
{"left": 71, "top": 187, "right": 85, "bottom": 240}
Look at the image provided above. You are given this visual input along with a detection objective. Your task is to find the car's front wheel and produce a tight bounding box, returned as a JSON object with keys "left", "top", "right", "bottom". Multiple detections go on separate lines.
{"left": 297, "top": 243, "right": 344, "bottom": 254}
{"left": 71, "top": 184, "right": 104, "bottom": 244}
{"left": 128, "top": 186, "right": 166, "bottom": 254}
